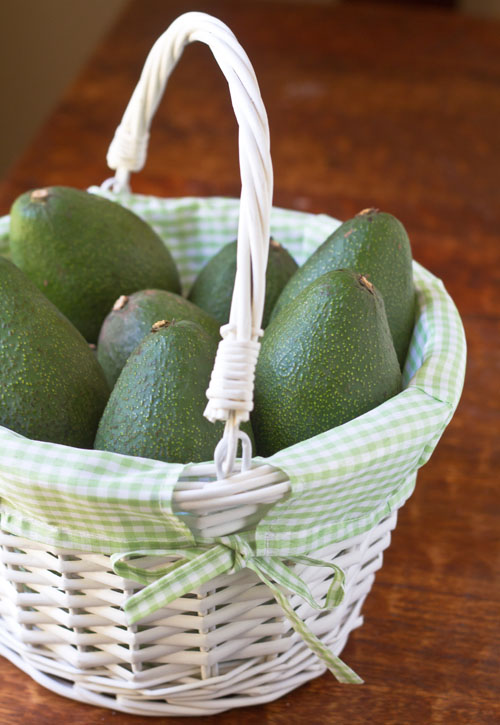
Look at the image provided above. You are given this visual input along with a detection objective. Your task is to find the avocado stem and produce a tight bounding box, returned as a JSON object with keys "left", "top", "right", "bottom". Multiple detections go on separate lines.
{"left": 113, "top": 295, "right": 129, "bottom": 311}
{"left": 358, "top": 275, "right": 375, "bottom": 294}
{"left": 151, "top": 319, "right": 173, "bottom": 332}
{"left": 357, "top": 207, "right": 379, "bottom": 216}
{"left": 30, "top": 188, "right": 50, "bottom": 202}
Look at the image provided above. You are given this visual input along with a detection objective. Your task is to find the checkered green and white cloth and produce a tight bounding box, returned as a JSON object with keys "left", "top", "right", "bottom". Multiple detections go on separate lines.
{"left": 0, "top": 192, "right": 466, "bottom": 683}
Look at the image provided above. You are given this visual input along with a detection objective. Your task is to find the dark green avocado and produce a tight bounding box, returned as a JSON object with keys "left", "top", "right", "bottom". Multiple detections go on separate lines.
{"left": 9, "top": 186, "right": 181, "bottom": 343}
{"left": 188, "top": 238, "right": 298, "bottom": 328}
{"left": 97, "top": 289, "right": 221, "bottom": 387}
{"left": 0, "top": 256, "right": 110, "bottom": 447}
{"left": 94, "top": 319, "right": 253, "bottom": 464}
{"left": 252, "top": 269, "right": 402, "bottom": 457}
{"left": 272, "top": 209, "right": 416, "bottom": 368}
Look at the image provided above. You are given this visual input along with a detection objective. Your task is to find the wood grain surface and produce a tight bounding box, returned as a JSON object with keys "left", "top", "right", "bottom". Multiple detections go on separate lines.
{"left": 0, "top": 1, "right": 499, "bottom": 723}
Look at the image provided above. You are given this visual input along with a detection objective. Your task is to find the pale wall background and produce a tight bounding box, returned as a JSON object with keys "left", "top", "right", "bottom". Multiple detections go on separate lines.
{"left": 0, "top": 0, "right": 129, "bottom": 178}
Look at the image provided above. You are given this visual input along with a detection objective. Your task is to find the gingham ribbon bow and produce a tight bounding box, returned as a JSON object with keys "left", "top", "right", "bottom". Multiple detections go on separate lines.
{"left": 111, "top": 534, "right": 362, "bottom": 684}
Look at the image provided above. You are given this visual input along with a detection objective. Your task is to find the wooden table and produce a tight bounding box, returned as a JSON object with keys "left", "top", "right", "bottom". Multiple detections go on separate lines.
{"left": 1, "top": 1, "right": 499, "bottom": 723}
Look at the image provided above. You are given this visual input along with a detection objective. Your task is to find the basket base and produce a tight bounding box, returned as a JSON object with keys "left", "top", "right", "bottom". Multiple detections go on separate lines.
{"left": 0, "top": 627, "right": 355, "bottom": 716}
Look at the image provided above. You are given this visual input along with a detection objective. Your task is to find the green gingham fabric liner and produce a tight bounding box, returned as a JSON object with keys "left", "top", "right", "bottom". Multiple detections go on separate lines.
{"left": 0, "top": 192, "right": 466, "bottom": 683}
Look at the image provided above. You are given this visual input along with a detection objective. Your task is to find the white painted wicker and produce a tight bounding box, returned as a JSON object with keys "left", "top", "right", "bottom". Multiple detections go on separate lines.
{"left": 106, "top": 10, "right": 274, "bottom": 481}
{"left": 0, "top": 513, "right": 397, "bottom": 716}
{"left": 0, "top": 11, "right": 433, "bottom": 717}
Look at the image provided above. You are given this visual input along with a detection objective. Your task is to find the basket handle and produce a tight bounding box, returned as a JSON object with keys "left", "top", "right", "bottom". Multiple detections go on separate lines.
{"left": 105, "top": 12, "right": 273, "bottom": 478}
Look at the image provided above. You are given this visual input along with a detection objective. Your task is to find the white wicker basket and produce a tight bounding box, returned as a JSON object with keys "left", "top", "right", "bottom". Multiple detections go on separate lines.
{"left": 0, "top": 12, "right": 466, "bottom": 717}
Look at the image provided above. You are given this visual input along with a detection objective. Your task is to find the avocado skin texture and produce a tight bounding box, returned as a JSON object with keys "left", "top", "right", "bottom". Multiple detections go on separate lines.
{"left": 9, "top": 187, "right": 181, "bottom": 343}
{"left": 272, "top": 210, "right": 415, "bottom": 368}
{"left": 188, "top": 239, "right": 298, "bottom": 328}
{"left": 252, "top": 269, "right": 401, "bottom": 457}
{"left": 95, "top": 320, "right": 254, "bottom": 464}
{"left": 0, "top": 256, "right": 110, "bottom": 447}
{"left": 97, "top": 289, "right": 221, "bottom": 388}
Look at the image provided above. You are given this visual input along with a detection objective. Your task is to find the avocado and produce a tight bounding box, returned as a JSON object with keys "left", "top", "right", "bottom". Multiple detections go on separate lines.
{"left": 97, "top": 289, "right": 221, "bottom": 387}
{"left": 252, "top": 269, "right": 401, "bottom": 457}
{"left": 95, "top": 320, "right": 253, "bottom": 464}
{"left": 271, "top": 209, "right": 415, "bottom": 367}
{"left": 0, "top": 256, "right": 110, "bottom": 447}
{"left": 9, "top": 186, "right": 181, "bottom": 343}
{"left": 188, "top": 238, "right": 298, "bottom": 328}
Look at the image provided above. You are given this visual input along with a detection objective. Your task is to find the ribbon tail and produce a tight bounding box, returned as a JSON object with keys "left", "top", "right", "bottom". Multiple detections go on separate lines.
{"left": 121, "top": 545, "right": 234, "bottom": 625}
{"left": 288, "top": 555, "right": 346, "bottom": 608}
{"left": 247, "top": 561, "right": 363, "bottom": 684}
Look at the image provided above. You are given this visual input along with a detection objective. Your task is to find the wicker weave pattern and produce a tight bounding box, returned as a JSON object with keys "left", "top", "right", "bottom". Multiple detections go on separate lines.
{"left": 0, "top": 513, "right": 396, "bottom": 715}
